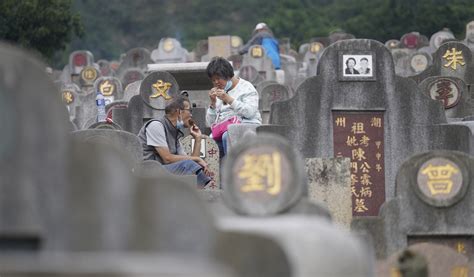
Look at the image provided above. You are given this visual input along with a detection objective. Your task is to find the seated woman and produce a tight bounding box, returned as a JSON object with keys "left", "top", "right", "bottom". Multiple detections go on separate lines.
{"left": 205, "top": 57, "right": 262, "bottom": 158}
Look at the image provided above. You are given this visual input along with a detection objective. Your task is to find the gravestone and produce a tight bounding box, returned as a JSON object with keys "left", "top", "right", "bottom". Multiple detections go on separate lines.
{"left": 355, "top": 150, "right": 474, "bottom": 260}
{"left": 105, "top": 100, "right": 128, "bottom": 126}
{"left": 385, "top": 39, "right": 400, "bottom": 49}
{"left": 328, "top": 31, "right": 355, "bottom": 44}
{"left": 208, "top": 35, "right": 232, "bottom": 59}
{"left": 120, "top": 68, "right": 145, "bottom": 89}
{"left": 68, "top": 50, "right": 94, "bottom": 76}
{"left": 122, "top": 80, "right": 142, "bottom": 101}
{"left": 0, "top": 42, "right": 70, "bottom": 250}
{"left": 97, "top": 59, "right": 114, "bottom": 77}
{"left": 60, "top": 83, "right": 81, "bottom": 122}
{"left": 93, "top": 76, "right": 123, "bottom": 105}
{"left": 151, "top": 37, "right": 189, "bottom": 63}
{"left": 463, "top": 21, "right": 474, "bottom": 51}
{"left": 303, "top": 41, "right": 325, "bottom": 77}
{"left": 221, "top": 134, "right": 306, "bottom": 216}
{"left": 429, "top": 28, "right": 456, "bottom": 53}
{"left": 400, "top": 32, "right": 429, "bottom": 49}
{"left": 227, "top": 123, "right": 259, "bottom": 151}
{"left": 261, "top": 39, "right": 471, "bottom": 217}
{"left": 73, "top": 91, "right": 97, "bottom": 130}
{"left": 419, "top": 76, "right": 473, "bottom": 119}
{"left": 391, "top": 48, "right": 412, "bottom": 77}
{"left": 412, "top": 41, "right": 474, "bottom": 85}
{"left": 378, "top": 243, "right": 471, "bottom": 277}
{"left": 409, "top": 51, "right": 432, "bottom": 74}
{"left": 241, "top": 45, "right": 276, "bottom": 82}
{"left": 227, "top": 54, "right": 243, "bottom": 71}
{"left": 259, "top": 83, "right": 290, "bottom": 124}
{"left": 116, "top": 47, "right": 152, "bottom": 76}
{"left": 218, "top": 215, "right": 374, "bottom": 277}
{"left": 180, "top": 135, "right": 221, "bottom": 190}
{"left": 305, "top": 157, "right": 352, "bottom": 228}
{"left": 195, "top": 39, "right": 209, "bottom": 62}
{"left": 71, "top": 129, "right": 142, "bottom": 165}
{"left": 230, "top": 35, "right": 243, "bottom": 55}
{"left": 238, "top": 64, "right": 263, "bottom": 84}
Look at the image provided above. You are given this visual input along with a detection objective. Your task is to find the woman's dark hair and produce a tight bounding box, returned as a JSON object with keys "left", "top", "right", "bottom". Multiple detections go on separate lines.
{"left": 346, "top": 57, "right": 356, "bottom": 66}
{"left": 206, "top": 57, "right": 234, "bottom": 79}
{"left": 165, "top": 95, "right": 189, "bottom": 115}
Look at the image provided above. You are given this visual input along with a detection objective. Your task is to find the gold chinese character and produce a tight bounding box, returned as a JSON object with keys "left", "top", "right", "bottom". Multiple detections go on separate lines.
{"left": 351, "top": 162, "right": 358, "bottom": 173}
{"left": 451, "top": 266, "right": 469, "bottom": 277}
{"left": 150, "top": 80, "right": 173, "bottom": 99}
{"left": 100, "top": 80, "right": 115, "bottom": 96}
{"left": 390, "top": 268, "right": 402, "bottom": 277}
{"left": 376, "top": 152, "right": 382, "bottom": 161}
{"left": 442, "top": 48, "right": 466, "bottom": 70}
{"left": 251, "top": 46, "right": 263, "bottom": 57}
{"left": 352, "top": 148, "right": 366, "bottom": 161}
{"left": 351, "top": 186, "right": 359, "bottom": 197}
{"left": 351, "top": 122, "right": 366, "bottom": 134}
{"left": 360, "top": 186, "right": 373, "bottom": 198}
{"left": 421, "top": 163, "right": 459, "bottom": 195}
{"left": 456, "top": 242, "right": 467, "bottom": 254}
{"left": 359, "top": 135, "right": 370, "bottom": 147}
{"left": 310, "top": 42, "right": 322, "bottom": 53}
{"left": 239, "top": 152, "right": 282, "bottom": 195}
{"left": 82, "top": 67, "right": 97, "bottom": 81}
{"left": 346, "top": 136, "right": 358, "bottom": 147}
{"left": 376, "top": 164, "right": 382, "bottom": 172}
{"left": 62, "top": 91, "right": 74, "bottom": 105}
{"left": 351, "top": 174, "right": 359, "bottom": 186}
{"left": 163, "top": 38, "right": 175, "bottom": 52}
{"left": 354, "top": 198, "right": 369, "bottom": 213}
{"left": 335, "top": 116, "right": 346, "bottom": 127}
{"left": 371, "top": 117, "right": 382, "bottom": 128}
{"left": 360, "top": 173, "right": 372, "bottom": 186}
{"left": 375, "top": 141, "right": 382, "bottom": 149}
{"left": 360, "top": 162, "right": 371, "bottom": 173}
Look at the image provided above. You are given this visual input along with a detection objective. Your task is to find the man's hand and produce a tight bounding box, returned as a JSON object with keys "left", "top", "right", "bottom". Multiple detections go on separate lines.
{"left": 195, "top": 157, "right": 212, "bottom": 176}
{"left": 189, "top": 123, "right": 202, "bottom": 139}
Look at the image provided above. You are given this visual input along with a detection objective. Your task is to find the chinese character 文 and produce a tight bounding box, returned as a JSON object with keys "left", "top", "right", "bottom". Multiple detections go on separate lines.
{"left": 335, "top": 117, "right": 346, "bottom": 127}
{"left": 354, "top": 198, "right": 369, "bottom": 213}
{"left": 239, "top": 152, "right": 282, "bottom": 195}
{"left": 420, "top": 163, "right": 459, "bottom": 195}
{"left": 442, "top": 48, "right": 466, "bottom": 70}
{"left": 435, "top": 80, "right": 453, "bottom": 107}
{"left": 150, "top": 80, "right": 173, "bottom": 99}
{"left": 351, "top": 122, "right": 366, "bottom": 134}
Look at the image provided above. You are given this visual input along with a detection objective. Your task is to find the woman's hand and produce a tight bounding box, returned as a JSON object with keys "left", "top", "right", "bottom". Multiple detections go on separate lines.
{"left": 209, "top": 88, "right": 218, "bottom": 108}
{"left": 214, "top": 89, "right": 234, "bottom": 105}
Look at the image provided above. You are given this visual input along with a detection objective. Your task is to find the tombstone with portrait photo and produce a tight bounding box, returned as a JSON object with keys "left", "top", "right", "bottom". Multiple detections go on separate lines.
{"left": 463, "top": 21, "right": 474, "bottom": 51}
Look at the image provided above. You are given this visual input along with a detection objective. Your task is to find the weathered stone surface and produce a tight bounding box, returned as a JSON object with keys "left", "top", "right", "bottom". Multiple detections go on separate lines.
{"left": 305, "top": 157, "right": 352, "bottom": 228}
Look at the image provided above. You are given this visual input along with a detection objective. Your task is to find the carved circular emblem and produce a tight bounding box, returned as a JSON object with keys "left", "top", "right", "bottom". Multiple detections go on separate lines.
{"left": 231, "top": 36, "right": 242, "bottom": 48}
{"left": 61, "top": 90, "right": 75, "bottom": 105}
{"left": 402, "top": 33, "right": 419, "bottom": 49}
{"left": 416, "top": 157, "right": 467, "bottom": 207}
{"left": 81, "top": 66, "right": 98, "bottom": 83}
{"left": 428, "top": 78, "right": 460, "bottom": 109}
{"left": 250, "top": 45, "right": 264, "bottom": 58}
{"left": 410, "top": 54, "right": 429, "bottom": 73}
{"left": 73, "top": 53, "right": 87, "bottom": 66}
{"left": 163, "top": 38, "right": 175, "bottom": 52}
{"left": 99, "top": 80, "right": 116, "bottom": 96}
{"left": 309, "top": 42, "right": 323, "bottom": 53}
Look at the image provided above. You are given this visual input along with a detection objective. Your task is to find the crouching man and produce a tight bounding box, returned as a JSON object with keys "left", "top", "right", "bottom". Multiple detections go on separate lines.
{"left": 138, "top": 96, "right": 214, "bottom": 187}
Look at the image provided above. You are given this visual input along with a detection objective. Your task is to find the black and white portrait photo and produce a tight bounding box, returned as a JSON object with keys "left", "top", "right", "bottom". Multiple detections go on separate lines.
{"left": 342, "top": 55, "right": 373, "bottom": 77}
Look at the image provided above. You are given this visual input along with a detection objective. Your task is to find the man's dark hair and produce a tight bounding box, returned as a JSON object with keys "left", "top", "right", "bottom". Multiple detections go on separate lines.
{"left": 165, "top": 96, "right": 189, "bottom": 115}
{"left": 360, "top": 57, "right": 368, "bottom": 62}
{"left": 206, "top": 56, "right": 234, "bottom": 79}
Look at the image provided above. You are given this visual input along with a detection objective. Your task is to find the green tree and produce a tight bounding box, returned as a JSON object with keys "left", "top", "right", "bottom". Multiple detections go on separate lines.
{"left": 0, "top": 0, "right": 83, "bottom": 61}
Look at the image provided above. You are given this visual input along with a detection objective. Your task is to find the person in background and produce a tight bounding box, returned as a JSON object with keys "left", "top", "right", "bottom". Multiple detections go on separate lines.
{"left": 206, "top": 57, "right": 262, "bottom": 158}
{"left": 138, "top": 96, "right": 214, "bottom": 188}
{"left": 239, "top": 22, "right": 281, "bottom": 69}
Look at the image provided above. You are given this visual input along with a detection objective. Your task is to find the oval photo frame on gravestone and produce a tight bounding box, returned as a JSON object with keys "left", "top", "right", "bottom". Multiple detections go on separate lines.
{"left": 412, "top": 153, "right": 469, "bottom": 208}
{"left": 427, "top": 77, "right": 461, "bottom": 109}
{"left": 222, "top": 134, "right": 306, "bottom": 216}
{"left": 139, "top": 71, "right": 179, "bottom": 110}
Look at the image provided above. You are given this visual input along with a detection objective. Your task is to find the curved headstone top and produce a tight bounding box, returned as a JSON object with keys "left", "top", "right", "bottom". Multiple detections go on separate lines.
{"left": 222, "top": 134, "right": 306, "bottom": 216}
{"left": 150, "top": 37, "right": 189, "bottom": 63}
{"left": 93, "top": 76, "right": 123, "bottom": 103}
{"left": 385, "top": 39, "right": 400, "bottom": 49}
{"left": 430, "top": 28, "right": 456, "bottom": 50}
{"left": 465, "top": 21, "right": 474, "bottom": 44}
{"left": 68, "top": 50, "right": 94, "bottom": 75}
{"left": 139, "top": 71, "right": 180, "bottom": 109}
